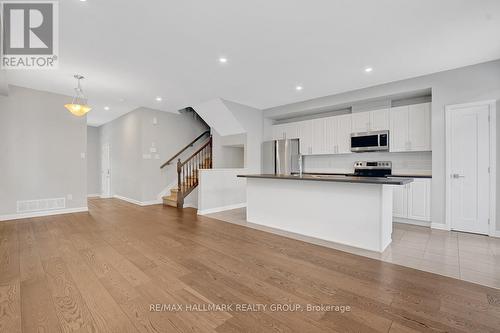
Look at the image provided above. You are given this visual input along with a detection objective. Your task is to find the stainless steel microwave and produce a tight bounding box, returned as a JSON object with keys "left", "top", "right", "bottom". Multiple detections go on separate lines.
{"left": 350, "top": 130, "right": 389, "bottom": 152}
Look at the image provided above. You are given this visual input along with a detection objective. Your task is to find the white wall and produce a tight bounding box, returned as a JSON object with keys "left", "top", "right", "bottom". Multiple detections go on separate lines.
{"left": 98, "top": 107, "right": 208, "bottom": 203}
{"left": 196, "top": 99, "right": 263, "bottom": 213}
{"left": 264, "top": 59, "right": 500, "bottom": 228}
{"left": 304, "top": 152, "right": 432, "bottom": 175}
{"left": 0, "top": 86, "right": 87, "bottom": 217}
{"left": 221, "top": 100, "right": 264, "bottom": 172}
{"left": 197, "top": 169, "right": 247, "bottom": 214}
{"left": 87, "top": 126, "right": 100, "bottom": 195}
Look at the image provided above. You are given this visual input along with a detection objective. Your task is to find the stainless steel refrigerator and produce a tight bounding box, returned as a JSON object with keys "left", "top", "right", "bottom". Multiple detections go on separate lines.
{"left": 262, "top": 139, "right": 300, "bottom": 175}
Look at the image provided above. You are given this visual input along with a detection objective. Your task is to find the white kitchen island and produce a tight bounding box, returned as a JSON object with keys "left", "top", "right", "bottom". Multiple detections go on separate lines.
{"left": 238, "top": 174, "right": 412, "bottom": 252}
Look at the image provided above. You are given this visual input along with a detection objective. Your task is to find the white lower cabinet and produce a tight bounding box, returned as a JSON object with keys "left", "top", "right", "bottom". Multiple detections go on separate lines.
{"left": 392, "top": 184, "right": 408, "bottom": 218}
{"left": 393, "top": 178, "right": 431, "bottom": 222}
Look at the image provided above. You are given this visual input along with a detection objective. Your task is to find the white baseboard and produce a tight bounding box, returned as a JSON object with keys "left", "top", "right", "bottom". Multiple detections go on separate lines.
{"left": 198, "top": 203, "right": 246, "bottom": 215}
{"left": 87, "top": 194, "right": 101, "bottom": 198}
{"left": 490, "top": 230, "right": 500, "bottom": 238}
{"left": 431, "top": 223, "right": 451, "bottom": 231}
{"left": 183, "top": 203, "right": 198, "bottom": 209}
{"left": 393, "top": 217, "right": 430, "bottom": 228}
{"left": 113, "top": 195, "right": 162, "bottom": 206}
{"left": 0, "top": 207, "right": 89, "bottom": 222}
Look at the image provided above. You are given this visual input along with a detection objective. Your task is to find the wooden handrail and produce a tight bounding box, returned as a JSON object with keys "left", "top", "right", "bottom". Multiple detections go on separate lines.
{"left": 180, "top": 137, "right": 212, "bottom": 167}
{"left": 160, "top": 130, "right": 210, "bottom": 169}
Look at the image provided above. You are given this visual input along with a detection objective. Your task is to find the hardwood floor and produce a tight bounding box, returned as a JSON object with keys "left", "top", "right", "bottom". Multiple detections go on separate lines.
{"left": 1, "top": 198, "right": 500, "bottom": 332}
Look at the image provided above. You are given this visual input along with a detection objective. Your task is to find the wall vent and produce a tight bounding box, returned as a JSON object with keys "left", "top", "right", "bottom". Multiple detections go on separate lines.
{"left": 17, "top": 198, "right": 66, "bottom": 213}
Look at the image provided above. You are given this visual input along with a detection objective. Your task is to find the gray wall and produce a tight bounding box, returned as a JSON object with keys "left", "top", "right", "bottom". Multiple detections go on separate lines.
{"left": 87, "top": 126, "right": 100, "bottom": 195}
{"left": 0, "top": 85, "right": 87, "bottom": 215}
{"left": 264, "top": 59, "right": 500, "bottom": 228}
{"left": 100, "top": 111, "right": 143, "bottom": 201}
{"left": 221, "top": 100, "right": 264, "bottom": 173}
{"left": 99, "top": 108, "right": 208, "bottom": 203}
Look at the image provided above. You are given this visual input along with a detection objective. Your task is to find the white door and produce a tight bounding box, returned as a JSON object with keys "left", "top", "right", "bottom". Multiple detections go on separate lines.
{"left": 447, "top": 103, "right": 491, "bottom": 234}
{"left": 407, "top": 179, "right": 431, "bottom": 221}
{"left": 408, "top": 103, "right": 431, "bottom": 151}
{"left": 390, "top": 106, "right": 409, "bottom": 152}
{"left": 393, "top": 184, "right": 408, "bottom": 218}
{"left": 370, "top": 109, "right": 389, "bottom": 131}
{"left": 101, "top": 144, "right": 111, "bottom": 198}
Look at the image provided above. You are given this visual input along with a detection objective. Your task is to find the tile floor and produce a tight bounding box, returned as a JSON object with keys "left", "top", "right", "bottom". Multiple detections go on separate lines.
{"left": 206, "top": 208, "right": 500, "bottom": 289}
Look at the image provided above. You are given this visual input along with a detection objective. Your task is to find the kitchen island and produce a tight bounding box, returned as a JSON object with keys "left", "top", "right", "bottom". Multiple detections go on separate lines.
{"left": 237, "top": 174, "right": 412, "bottom": 252}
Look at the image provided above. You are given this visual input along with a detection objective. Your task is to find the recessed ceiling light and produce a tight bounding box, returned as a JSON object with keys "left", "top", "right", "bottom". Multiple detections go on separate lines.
{"left": 295, "top": 86, "right": 303, "bottom": 91}
{"left": 155, "top": 96, "right": 162, "bottom": 102}
{"left": 365, "top": 67, "right": 373, "bottom": 73}
{"left": 104, "top": 106, "right": 110, "bottom": 111}
{"left": 79, "top": 0, "right": 87, "bottom": 2}
{"left": 219, "top": 57, "right": 228, "bottom": 63}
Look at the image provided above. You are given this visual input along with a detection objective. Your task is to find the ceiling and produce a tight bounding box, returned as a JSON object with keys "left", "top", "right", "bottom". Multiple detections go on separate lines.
{"left": 3, "top": 0, "right": 500, "bottom": 126}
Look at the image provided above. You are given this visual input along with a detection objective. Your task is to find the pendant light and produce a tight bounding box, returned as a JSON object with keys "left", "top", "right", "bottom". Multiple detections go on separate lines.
{"left": 64, "top": 74, "right": 92, "bottom": 116}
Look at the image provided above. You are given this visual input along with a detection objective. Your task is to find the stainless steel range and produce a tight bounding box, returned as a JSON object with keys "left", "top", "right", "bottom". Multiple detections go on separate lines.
{"left": 352, "top": 161, "right": 392, "bottom": 177}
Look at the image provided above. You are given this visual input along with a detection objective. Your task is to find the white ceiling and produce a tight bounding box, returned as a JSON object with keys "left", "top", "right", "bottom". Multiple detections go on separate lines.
{"left": 3, "top": 0, "right": 500, "bottom": 126}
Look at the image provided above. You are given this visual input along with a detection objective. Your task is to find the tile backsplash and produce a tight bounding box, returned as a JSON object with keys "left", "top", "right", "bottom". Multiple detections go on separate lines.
{"left": 304, "top": 151, "right": 432, "bottom": 175}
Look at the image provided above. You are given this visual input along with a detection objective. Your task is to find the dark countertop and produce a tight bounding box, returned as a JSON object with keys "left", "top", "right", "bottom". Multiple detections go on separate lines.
{"left": 304, "top": 172, "right": 432, "bottom": 179}
{"left": 237, "top": 174, "right": 413, "bottom": 185}
{"left": 388, "top": 174, "right": 432, "bottom": 179}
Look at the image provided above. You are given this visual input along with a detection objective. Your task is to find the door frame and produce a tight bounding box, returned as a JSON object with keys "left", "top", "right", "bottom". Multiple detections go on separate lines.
{"left": 101, "top": 143, "right": 112, "bottom": 198}
{"left": 445, "top": 100, "right": 496, "bottom": 236}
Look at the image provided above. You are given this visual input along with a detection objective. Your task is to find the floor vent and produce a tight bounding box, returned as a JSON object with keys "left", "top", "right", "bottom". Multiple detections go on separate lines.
{"left": 17, "top": 198, "right": 66, "bottom": 213}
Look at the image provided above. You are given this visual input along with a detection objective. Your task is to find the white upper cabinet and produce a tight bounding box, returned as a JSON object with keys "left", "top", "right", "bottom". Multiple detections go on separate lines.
{"left": 321, "top": 115, "right": 352, "bottom": 155}
{"left": 389, "top": 106, "right": 410, "bottom": 152}
{"left": 334, "top": 114, "right": 352, "bottom": 154}
{"left": 408, "top": 103, "right": 431, "bottom": 151}
{"left": 296, "top": 120, "right": 313, "bottom": 155}
{"left": 370, "top": 109, "right": 390, "bottom": 131}
{"left": 390, "top": 103, "right": 431, "bottom": 152}
{"left": 271, "top": 123, "right": 286, "bottom": 140}
{"left": 351, "top": 112, "right": 371, "bottom": 133}
{"left": 351, "top": 109, "right": 389, "bottom": 133}
{"left": 312, "top": 118, "right": 327, "bottom": 155}
{"left": 271, "top": 122, "right": 300, "bottom": 140}
{"left": 270, "top": 102, "right": 430, "bottom": 156}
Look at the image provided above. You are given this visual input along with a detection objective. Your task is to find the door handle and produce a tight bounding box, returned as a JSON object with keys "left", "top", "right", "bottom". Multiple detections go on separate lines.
{"left": 451, "top": 174, "right": 465, "bottom": 179}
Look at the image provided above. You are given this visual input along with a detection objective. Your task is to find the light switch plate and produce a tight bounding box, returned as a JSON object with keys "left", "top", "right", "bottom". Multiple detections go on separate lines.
{"left": 142, "top": 154, "right": 152, "bottom": 160}
{"left": 150, "top": 147, "right": 157, "bottom": 153}
{"left": 80, "top": 152, "right": 86, "bottom": 159}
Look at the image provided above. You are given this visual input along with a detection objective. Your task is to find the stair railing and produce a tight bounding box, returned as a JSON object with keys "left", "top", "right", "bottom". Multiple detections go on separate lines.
{"left": 160, "top": 130, "right": 211, "bottom": 169}
{"left": 175, "top": 136, "right": 212, "bottom": 207}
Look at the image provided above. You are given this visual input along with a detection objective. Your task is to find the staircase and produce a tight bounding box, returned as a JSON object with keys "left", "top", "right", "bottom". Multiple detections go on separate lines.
{"left": 160, "top": 131, "right": 212, "bottom": 208}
